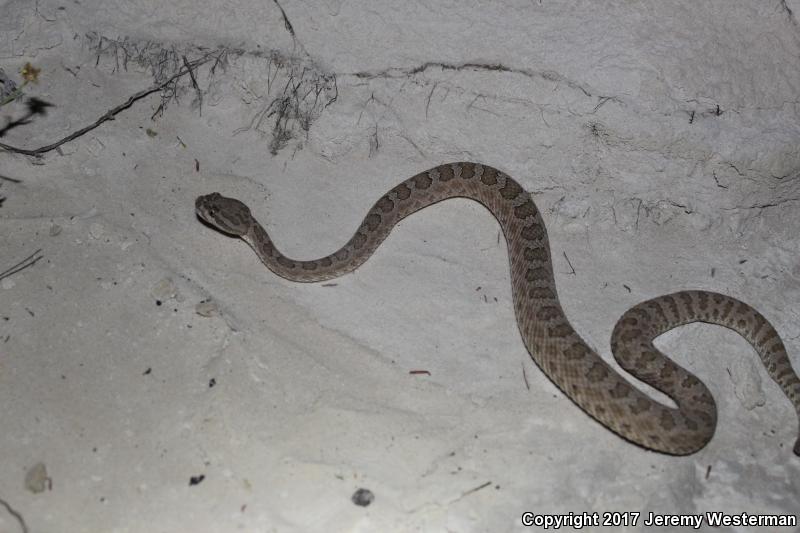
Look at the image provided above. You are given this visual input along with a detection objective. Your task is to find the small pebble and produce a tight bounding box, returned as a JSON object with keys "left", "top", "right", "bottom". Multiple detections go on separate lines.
{"left": 351, "top": 488, "right": 374, "bottom": 507}
{"left": 195, "top": 299, "right": 219, "bottom": 317}
{"left": 151, "top": 277, "right": 179, "bottom": 302}
{"left": 89, "top": 222, "right": 105, "bottom": 239}
{"left": 25, "top": 462, "right": 49, "bottom": 493}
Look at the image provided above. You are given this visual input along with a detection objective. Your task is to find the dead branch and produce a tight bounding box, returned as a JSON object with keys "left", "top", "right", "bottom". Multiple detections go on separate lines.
{"left": 0, "top": 53, "right": 218, "bottom": 157}
{"left": 182, "top": 55, "right": 202, "bottom": 116}
{"left": 0, "top": 496, "right": 29, "bottom": 533}
{"left": 0, "top": 249, "right": 43, "bottom": 282}
{"left": 272, "top": 0, "right": 296, "bottom": 37}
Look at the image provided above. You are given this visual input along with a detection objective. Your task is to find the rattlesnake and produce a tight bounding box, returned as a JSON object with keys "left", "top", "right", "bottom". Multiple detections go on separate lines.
{"left": 196, "top": 162, "right": 800, "bottom": 455}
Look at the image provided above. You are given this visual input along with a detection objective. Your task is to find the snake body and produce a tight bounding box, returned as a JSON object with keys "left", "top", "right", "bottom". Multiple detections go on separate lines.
{"left": 196, "top": 162, "right": 800, "bottom": 455}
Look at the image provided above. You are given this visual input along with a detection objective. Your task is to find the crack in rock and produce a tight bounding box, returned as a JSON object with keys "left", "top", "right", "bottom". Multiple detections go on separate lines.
{"left": 346, "top": 61, "right": 593, "bottom": 98}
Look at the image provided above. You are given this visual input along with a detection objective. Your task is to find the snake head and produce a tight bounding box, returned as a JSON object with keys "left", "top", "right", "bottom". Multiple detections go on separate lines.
{"left": 195, "top": 193, "right": 254, "bottom": 237}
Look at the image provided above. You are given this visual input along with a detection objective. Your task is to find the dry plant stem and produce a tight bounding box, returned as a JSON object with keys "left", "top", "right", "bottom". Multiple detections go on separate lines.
{"left": 181, "top": 55, "right": 203, "bottom": 115}
{"left": 0, "top": 249, "right": 43, "bottom": 281}
{"left": 0, "top": 496, "right": 28, "bottom": 533}
{"left": 0, "top": 54, "right": 217, "bottom": 156}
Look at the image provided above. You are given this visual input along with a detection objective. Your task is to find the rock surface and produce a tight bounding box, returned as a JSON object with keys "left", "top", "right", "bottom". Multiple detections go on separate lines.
{"left": 1, "top": 1, "right": 799, "bottom": 531}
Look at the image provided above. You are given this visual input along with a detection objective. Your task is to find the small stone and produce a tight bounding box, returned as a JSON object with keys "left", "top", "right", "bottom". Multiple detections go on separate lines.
{"left": 89, "top": 222, "right": 105, "bottom": 239}
{"left": 351, "top": 488, "right": 374, "bottom": 507}
{"left": 151, "top": 278, "right": 179, "bottom": 302}
{"left": 25, "top": 462, "right": 49, "bottom": 493}
{"left": 195, "top": 299, "right": 219, "bottom": 317}
{"left": 49, "top": 224, "right": 62, "bottom": 236}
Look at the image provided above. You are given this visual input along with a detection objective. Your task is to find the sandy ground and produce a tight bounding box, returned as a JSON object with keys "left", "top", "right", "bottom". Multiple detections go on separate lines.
{"left": 1, "top": 0, "right": 800, "bottom": 532}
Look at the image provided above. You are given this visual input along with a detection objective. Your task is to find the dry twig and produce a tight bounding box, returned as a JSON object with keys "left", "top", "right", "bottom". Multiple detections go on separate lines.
{"left": 0, "top": 249, "right": 43, "bottom": 282}
{"left": 0, "top": 496, "right": 28, "bottom": 533}
{"left": 0, "top": 54, "right": 218, "bottom": 156}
